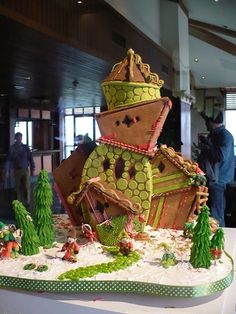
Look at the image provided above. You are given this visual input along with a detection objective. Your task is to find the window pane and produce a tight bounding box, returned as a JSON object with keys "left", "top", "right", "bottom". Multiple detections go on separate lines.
{"left": 65, "top": 108, "right": 73, "bottom": 115}
{"left": 65, "top": 116, "right": 74, "bottom": 145}
{"left": 95, "top": 120, "right": 101, "bottom": 140}
{"left": 15, "top": 121, "right": 27, "bottom": 144}
{"left": 84, "top": 107, "right": 94, "bottom": 114}
{"left": 75, "top": 117, "right": 93, "bottom": 139}
{"left": 65, "top": 146, "right": 74, "bottom": 158}
{"left": 27, "top": 121, "right": 33, "bottom": 148}
{"left": 74, "top": 108, "right": 83, "bottom": 115}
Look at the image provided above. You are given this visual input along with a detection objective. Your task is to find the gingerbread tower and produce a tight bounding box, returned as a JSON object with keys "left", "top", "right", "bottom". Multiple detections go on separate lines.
{"left": 53, "top": 49, "right": 208, "bottom": 245}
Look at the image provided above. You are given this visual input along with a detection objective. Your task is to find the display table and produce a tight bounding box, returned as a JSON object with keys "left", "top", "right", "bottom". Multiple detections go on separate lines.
{"left": 0, "top": 228, "right": 235, "bottom": 314}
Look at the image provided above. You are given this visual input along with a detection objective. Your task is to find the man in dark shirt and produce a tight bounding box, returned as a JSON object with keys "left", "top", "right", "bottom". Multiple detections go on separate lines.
{"left": 198, "top": 111, "right": 235, "bottom": 226}
{"left": 7, "top": 132, "right": 35, "bottom": 207}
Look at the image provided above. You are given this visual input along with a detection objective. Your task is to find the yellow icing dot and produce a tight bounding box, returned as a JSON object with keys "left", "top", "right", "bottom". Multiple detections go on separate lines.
{"left": 108, "top": 182, "right": 116, "bottom": 189}
{"left": 124, "top": 189, "right": 133, "bottom": 198}
{"left": 117, "top": 178, "right": 128, "bottom": 190}
{"left": 141, "top": 93, "right": 150, "bottom": 100}
{"left": 138, "top": 183, "right": 145, "bottom": 190}
{"left": 114, "top": 147, "right": 122, "bottom": 154}
{"left": 129, "top": 180, "right": 138, "bottom": 189}
{"left": 124, "top": 166, "right": 129, "bottom": 171}
{"left": 107, "top": 152, "right": 114, "bottom": 159}
{"left": 133, "top": 95, "right": 141, "bottom": 102}
{"left": 140, "top": 191, "right": 149, "bottom": 200}
{"left": 116, "top": 90, "right": 126, "bottom": 102}
{"left": 143, "top": 87, "right": 148, "bottom": 92}
{"left": 142, "top": 200, "right": 150, "bottom": 210}
{"left": 98, "top": 167, "right": 103, "bottom": 172}
{"left": 83, "top": 158, "right": 92, "bottom": 169}
{"left": 133, "top": 196, "right": 141, "bottom": 204}
{"left": 107, "top": 176, "right": 113, "bottom": 182}
{"left": 92, "top": 159, "right": 100, "bottom": 167}
{"left": 135, "top": 172, "right": 147, "bottom": 183}
{"left": 127, "top": 91, "right": 134, "bottom": 98}
{"left": 82, "top": 176, "right": 89, "bottom": 183}
{"left": 122, "top": 172, "right": 129, "bottom": 179}
{"left": 134, "top": 162, "right": 143, "bottom": 171}
{"left": 97, "top": 145, "right": 108, "bottom": 156}
{"left": 142, "top": 157, "right": 148, "bottom": 165}
{"left": 134, "top": 87, "right": 142, "bottom": 95}
{"left": 110, "top": 158, "right": 116, "bottom": 164}
{"left": 134, "top": 189, "right": 139, "bottom": 196}
{"left": 122, "top": 151, "right": 131, "bottom": 160}
{"left": 99, "top": 173, "right": 107, "bottom": 181}
{"left": 110, "top": 86, "right": 116, "bottom": 96}
{"left": 89, "top": 150, "right": 98, "bottom": 159}
{"left": 125, "top": 160, "right": 131, "bottom": 166}
{"left": 149, "top": 87, "right": 155, "bottom": 96}
{"left": 87, "top": 167, "right": 98, "bottom": 178}
{"left": 106, "top": 169, "right": 113, "bottom": 176}
{"left": 131, "top": 152, "right": 143, "bottom": 160}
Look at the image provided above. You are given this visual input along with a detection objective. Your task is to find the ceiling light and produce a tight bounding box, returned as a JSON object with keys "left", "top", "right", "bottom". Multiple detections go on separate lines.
{"left": 194, "top": 58, "right": 199, "bottom": 62}
{"left": 14, "top": 85, "right": 24, "bottom": 90}
{"left": 201, "top": 76, "right": 205, "bottom": 80}
{"left": 24, "top": 76, "right": 31, "bottom": 80}
{"left": 77, "top": 0, "right": 82, "bottom": 3}
{"left": 0, "top": 93, "right": 8, "bottom": 97}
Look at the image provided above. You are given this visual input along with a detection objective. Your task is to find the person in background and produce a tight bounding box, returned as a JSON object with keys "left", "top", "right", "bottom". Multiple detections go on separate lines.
{"left": 6, "top": 132, "right": 35, "bottom": 207}
{"left": 198, "top": 111, "right": 234, "bottom": 227}
{"left": 75, "top": 133, "right": 97, "bottom": 155}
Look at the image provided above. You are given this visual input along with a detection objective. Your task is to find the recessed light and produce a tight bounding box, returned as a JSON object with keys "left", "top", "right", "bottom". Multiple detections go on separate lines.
{"left": 24, "top": 76, "right": 31, "bottom": 80}
{"left": 194, "top": 58, "right": 199, "bottom": 62}
{"left": 201, "top": 76, "right": 205, "bottom": 80}
{"left": 14, "top": 85, "right": 24, "bottom": 90}
{"left": 77, "top": 0, "right": 82, "bottom": 3}
{"left": 0, "top": 93, "right": 8, "bottom": 97}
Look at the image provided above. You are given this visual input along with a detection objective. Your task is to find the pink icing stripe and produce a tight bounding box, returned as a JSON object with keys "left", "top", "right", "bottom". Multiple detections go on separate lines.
{"left": 85, "top": 190, "right": 102, "bottom": 223}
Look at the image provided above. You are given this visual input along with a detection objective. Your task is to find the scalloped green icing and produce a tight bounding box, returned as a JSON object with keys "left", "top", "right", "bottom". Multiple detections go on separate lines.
{"left": 58, "top": 251, "right": 140, "bottom": 281}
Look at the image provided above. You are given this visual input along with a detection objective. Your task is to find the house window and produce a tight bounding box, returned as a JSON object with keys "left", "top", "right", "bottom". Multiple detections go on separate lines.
{"left": 225, "top": 92, "right": 236, "bottom": 154}
{"left": 64, "top": 106, "right": 101, "bottom": 158}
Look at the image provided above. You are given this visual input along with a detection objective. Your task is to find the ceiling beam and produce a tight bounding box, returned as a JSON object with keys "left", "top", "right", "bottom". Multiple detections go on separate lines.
{"left": 189, "top": 19, "right": 236, "bottom": 38}
{"left": 189, "top": 25, "right": 236, "bottom": 57}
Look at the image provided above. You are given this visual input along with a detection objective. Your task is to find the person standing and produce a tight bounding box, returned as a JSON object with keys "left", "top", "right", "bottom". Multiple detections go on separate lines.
{"left": 198, "top": 111, "right": 235, "bottom": 227}
{"left": 6, "top": 132, "right": 35, "bottom": 207}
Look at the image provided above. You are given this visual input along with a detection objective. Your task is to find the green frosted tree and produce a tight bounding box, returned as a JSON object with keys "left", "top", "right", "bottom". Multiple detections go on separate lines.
{"left": 190, "top": 205, "right": 211, "bottom": 269}
{"left": 34, "top": 170, "right": 55, "bottom": 247}
{"left": 210, "top": 228, "right": 224, "bottom": 259}
{"left": 13, "top": 200, "right": 40, "bottom": 255}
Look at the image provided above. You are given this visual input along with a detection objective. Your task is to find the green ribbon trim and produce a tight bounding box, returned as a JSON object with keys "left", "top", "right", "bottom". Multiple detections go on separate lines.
{"left": 0, "top": 264, "right": 233, "bottom": 297}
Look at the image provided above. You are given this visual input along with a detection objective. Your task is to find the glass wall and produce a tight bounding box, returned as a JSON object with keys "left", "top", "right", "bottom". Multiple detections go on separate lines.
{"left": 64, "top": 106, "right": 101, "bottom": 158}
{"left": 14, "top": 121, "right": 33, "bottom": 149}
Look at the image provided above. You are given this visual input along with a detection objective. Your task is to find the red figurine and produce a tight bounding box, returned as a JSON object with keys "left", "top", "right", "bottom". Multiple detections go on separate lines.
{"left": 61, "top": 229, "right": 80, "bottom": 263}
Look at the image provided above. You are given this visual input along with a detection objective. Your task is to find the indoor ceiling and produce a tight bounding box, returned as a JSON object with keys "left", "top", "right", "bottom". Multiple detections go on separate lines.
{"left": 0, "top": 0, "right": 235, "bottom": 110}
{"left": 183, "top": 0, "right": 236, "bottom": 89}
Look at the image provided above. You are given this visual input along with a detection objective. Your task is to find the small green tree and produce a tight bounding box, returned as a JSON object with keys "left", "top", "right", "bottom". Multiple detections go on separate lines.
{"left": 13, "top": 200, "right": 40, "bottom": 255}
{"left": 190, "top": 205, "right": 211, "bottom": 269}
{"left": 34, "top": 170, "right": 55, "bottom": 247}
{"left": 210, "top": 228, "right": 224, "bottom": 259}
